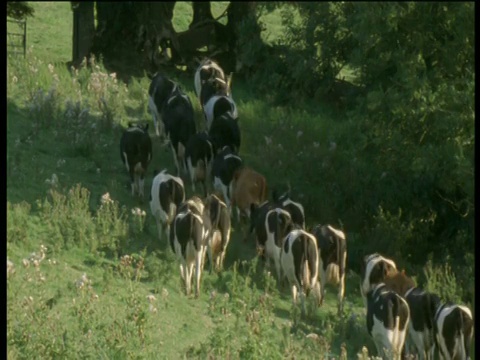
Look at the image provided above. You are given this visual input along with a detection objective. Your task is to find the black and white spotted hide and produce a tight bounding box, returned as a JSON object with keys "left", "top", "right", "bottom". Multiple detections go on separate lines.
{"left": 148, "top": 73, "right": 177, "bottom": 138}
{"left": 211, "top": 146, "right": 243, "bottom": 211}
{"left": 185, "top": 131, "right": 215, "bottom": 196}
{"left": 203, "top": 95, "right": 238, "bottom": 131}
{"left": 366, "top": 283, "right": 410, "bottom": 360}
{"left": 194, "top": 59, "right": 228, "bottom": 104}
{"left": 255, "top": 208, "right": 294, "bottom": 280}
{"left": 161, "top": 87, "right": 196, "bottom": 176}
{"left": 280, "top": 229, "right": 321, "bottom": 316}
{"left": 170, "top": 197, "right": 208, "bottom": 298}
{"left": 434, "top": 303, "right": 474, "bottom": 360}
{"left": 204, "top": 194, "right": 231, "bottom": 273}
{"left": 403, "top": 288, "right": 441, "bottom": 360}
{"left": 272, "top": 190, "right": 306, "bottom": 229}
{"left": 120, "top": 123, "right": 152, "bottom": 198}
{"left": 209, "top": 111, "right": 241, "bottom": 155}
{"left": 150, "top": 170, "right": 185, "bottom": 241}
{"left": 360, "top": 253, "right": 398, "bottom": 308}
{"left": 311, "top": 224, "right": 347, "bottom": 314}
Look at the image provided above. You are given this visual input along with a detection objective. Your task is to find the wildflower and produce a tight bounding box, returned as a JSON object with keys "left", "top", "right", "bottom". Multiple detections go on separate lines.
{"left": 306, "top": 333, "right": 319, "bottom": 341}
{"left": 12, "top": 75, "right": 18, "bottom": 84}
{"left": 297, "top": 130, "right": 303, "bottom": 138}
{"left": 149, "top": 304, "right": 158, "bottom": 313}
{"left": 161, "top": 288, "right": 169, "bottom": 299}
{"left": 146, "top": 294, "right": 157, "bottom": 303}
{"left": 48, "top": 63, "right": 54, "bottom": 73}
{"left": 76, "top": 273, "right": 91, "bottom": 289}
{"left": 22, "top": 259, "right": 30, "bottom": 268}
{"left": 210, "top": 291, "right": 217, "bottom": 300}
{"left": 56, "top": 159, "right": 66, "bottom": 168}
{"left": 96, "top": 168, "right": 101, "bottom": 174}
{"left": 101, "top": 192, "right": 113, "bottom": 205}
{"left": 7, "top": 259, "right": 15, "bottom": 277}
{"left": 264, "top": 136, "right": 272, "bottom": 146}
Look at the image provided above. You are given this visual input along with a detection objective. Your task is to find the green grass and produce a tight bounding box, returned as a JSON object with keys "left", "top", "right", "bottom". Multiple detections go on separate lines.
{"left": 7, "top": 3, "right": 472, "bottom": 359}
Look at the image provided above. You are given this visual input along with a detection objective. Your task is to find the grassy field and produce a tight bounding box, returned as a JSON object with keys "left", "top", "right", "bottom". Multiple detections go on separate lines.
{"left": 7, "top": 3, "right": 471, "bottom": 360}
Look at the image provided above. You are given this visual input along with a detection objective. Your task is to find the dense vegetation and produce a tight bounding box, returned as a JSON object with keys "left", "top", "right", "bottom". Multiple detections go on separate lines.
{"left": 7, "top": 2, "right": 474, "bottom": 359}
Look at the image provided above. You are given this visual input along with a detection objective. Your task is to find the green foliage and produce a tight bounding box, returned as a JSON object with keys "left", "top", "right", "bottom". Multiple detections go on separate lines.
{"left": 423, "top": 256, "right": 463, "bottom": 304}
{"left": 7, "top": 201, "right": 32, "bottom": 246}
{"left": 7, "top": 2, "right": 35, "bottom": 20}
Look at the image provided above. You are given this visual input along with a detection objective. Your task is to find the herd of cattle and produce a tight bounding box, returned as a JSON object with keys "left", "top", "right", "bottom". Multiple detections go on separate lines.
{"left": 118, "top": 59, "right": 473, "bottom": 359}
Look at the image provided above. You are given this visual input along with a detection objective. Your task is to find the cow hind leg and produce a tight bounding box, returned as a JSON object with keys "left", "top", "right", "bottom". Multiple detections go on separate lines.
{"left": 195, "top": 250, "right": 203, "bottom": 298}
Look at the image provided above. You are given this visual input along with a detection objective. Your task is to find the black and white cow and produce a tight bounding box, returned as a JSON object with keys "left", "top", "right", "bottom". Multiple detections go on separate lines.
{"left": 161, "top": 87, "right": 196, "bottom": 176}
{"left": 403, "top": 287, "right": 442, "bottom": 359}
{"left": 280, "top": 228, "right": 321, "bottom": 316}
{"left": 185, "top": 131, "right": 215, "bottom": 196}
{"left": 203, "top": 193, "right": 231, "bottom": 273}
{"left": 366, "top": 283, "right": 410, "bottom": 360}
{"left": 272, "top": 190, "right": 306, "bottom": 229}
{"left": 251, "top": 207, "right": 295, "bottom": 280}
{"left": 311, "top": 224, "right": 347, "bottom": 314}
{"left": 209, "top": 111, "right": 241, "bottom": 155}
{"left": 120, "top": 123, "right": 152, "bottom": 198}
{"left": 203, "top": 94, "right": 238, "bottom": 131}
{"left": 148, "top": 73, "right": 178, "bottom": 138}
{"left": 170, "top": 196, "right": 209, "bottom": 297}
{"left": 434, "top": 303, "right": 474, "bottom": 360}
{"left": 360, "top": 253, "right": 398, "bottom": 307}
{"left": 211, "top": 146, "right": 243, "bottom": 211}
{"left": 194, "top": 58, "right": 231, "bottom": 106}
{"left": 150, "top": 169, "right": 185, "bottom": 241}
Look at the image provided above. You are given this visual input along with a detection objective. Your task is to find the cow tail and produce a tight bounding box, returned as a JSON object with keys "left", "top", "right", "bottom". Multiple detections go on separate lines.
{"left": 456, "top": 307, "right": 466, "bottom": 359}
{"left": 305, "top": 235, "right": 317, "bottom": 296}
{"left": 388, "top": 293, "right": 397, "bottom": 330}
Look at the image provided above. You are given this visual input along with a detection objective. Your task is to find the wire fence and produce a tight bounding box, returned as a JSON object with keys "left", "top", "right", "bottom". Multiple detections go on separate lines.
{"left": 7, "top": 18, "right": 27, "bottom": 58}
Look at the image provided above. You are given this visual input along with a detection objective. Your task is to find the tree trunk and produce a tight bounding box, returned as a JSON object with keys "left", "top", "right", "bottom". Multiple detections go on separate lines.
{"left": 190, "top": 2, "right": 214, "bottom": 29}
{"left": 71, "top": 2, "right": 95, "bottom": 68}
{"left": 222, "top": 2, "right": 263, "bottom": 74}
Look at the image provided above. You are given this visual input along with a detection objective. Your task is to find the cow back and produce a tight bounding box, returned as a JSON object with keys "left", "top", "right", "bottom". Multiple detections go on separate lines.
{"left": 149, "top": 73, "right": 177, "bottom": 111}
{"left": 367, "top": 284, "right": 410, "bottom": 334}
{"left": 120, "top": 125, "right": 152, "bottom": 167}
{"left": 405, "top": 288, "right": 441, "bottom": 334}
{"left": 266, "top": 208, "right": 293, "bottom": 248}
{"left": 212, "top": 151, "right": 243, "bottom": 186}
{"left": 162, "top": 91, "right": 196, "bottom": 145}
{"left": 209, "top": 112, "right": 241, "bottom": 154}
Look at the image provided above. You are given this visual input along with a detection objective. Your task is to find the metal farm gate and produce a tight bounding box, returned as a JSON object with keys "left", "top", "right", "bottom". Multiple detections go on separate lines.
{"left": 7, "top": 18, "right": 27, "bottom": 58}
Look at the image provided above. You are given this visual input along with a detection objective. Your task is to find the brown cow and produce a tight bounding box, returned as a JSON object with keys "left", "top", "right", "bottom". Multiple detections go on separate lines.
{"left": 230, "top": 166, "right": 268, "bottom": 226}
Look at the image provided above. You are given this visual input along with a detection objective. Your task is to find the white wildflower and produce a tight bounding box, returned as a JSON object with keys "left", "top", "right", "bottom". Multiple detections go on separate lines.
{"left": 7, "top": 259, "right": 15, "bottom": 277}
{"left": 297, "top": 130, "right": 303, "bottom": 138}
{"left": 149, "top": 304, "right": 158, "bottom": 313}
{"left": 12, "top": 75, "right": 18, "bottom": 84}
{"left": 264, "top": 136, "right": 272, "bottom": 146}
{"left": 161, "top": 288, "right": 169, "bottom": 299}
{"left": 306, "top": 333, "right": 319, "bottom": 341}
{"left": 96, "top": 168, "right": 101, "bottom": 174}
{"left": 101, "top": 192, "right": 113, "bottom": 205}
{"left": 22, "top": 259, "right": 30, "bottom": 268}
{"left": 48, "top": 63, "right": 55, "bottom": 73}
{"left": 146, "top": 294, "right": 157, "bottom": 303}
